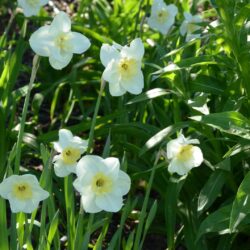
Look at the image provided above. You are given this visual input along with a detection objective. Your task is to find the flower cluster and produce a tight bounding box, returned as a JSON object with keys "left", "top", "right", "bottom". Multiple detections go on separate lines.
{"left": 53, "top": 129, "right": 131, "bottom": 213}
{"left": 147, "top": 0, "right": 202, "bottom": 40}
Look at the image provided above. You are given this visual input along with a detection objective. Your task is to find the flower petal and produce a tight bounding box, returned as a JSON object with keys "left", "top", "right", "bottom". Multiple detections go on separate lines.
{"left": 76, "top": 155, "right": 104, "bottom": 177}
{"left": 116, "top": 171, "right": 131, "bottom": 195}
{"left": 49, "top": 50, "right": 73, "bottom": 70}
{"left": 68, "top": 32, "right": 91, "bottom": 54}
{"left": 168, "top": 158, "right": 190, "bottom": 175}
{"left": 120, "top": 70, "right": 144, "bottom": 95}
{"left": 180, "top": 21, "right": 188, "bottom": 36}
{"left": 167, "top": 138, "right": 181, "bottom": 159}
{"left": 100, "top": 44, "right": 120, "bottom": 67}
{"left": 95, "top": 193, "right": 123, "bottom": 212}
{"left": 103, "top": 157, "right": 120, "bottom": 179}
{"left": 121, "top": 38, "right": 144, "bottom": 61}
{"left": 58, "top": 129, "right": 74, "bottom": 149}
{"left": 54, "top": 157, "right": 76, "bottom": 177}
{"left": 29, "top": 25, "right": 54, "bottom": 56}
{"left": 81, "top": 193, "right": 102, "bottom": 213}
{"left": 50, "top": 11, "right": 71, "bottom": 33}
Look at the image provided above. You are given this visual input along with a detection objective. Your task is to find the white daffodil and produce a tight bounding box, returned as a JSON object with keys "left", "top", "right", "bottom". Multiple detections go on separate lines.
{"left": 0, "top": 174, "right": 49, "bottom": 213}
{"left": 100, "top": 38, "right": 144, "bottom": 96}
{"left": 166, "top": 134, "right": 203, "bottom": 175}
{"left": 148, "top": 0, "right": 178, "bottom": 35}
{"left": 18, "top": 0, "right": 48, "bottom": 17}
{"left": 53, "top": 129, "right": 88, "bottom": 177}
{"left": 180, "top": 12, "right": 202, "bottom": 41}
{"left": 29, "top": 11, "right": 91, "bottom": 70}
{"left": 73, "top": 155, "right": 131, "bottom": 213}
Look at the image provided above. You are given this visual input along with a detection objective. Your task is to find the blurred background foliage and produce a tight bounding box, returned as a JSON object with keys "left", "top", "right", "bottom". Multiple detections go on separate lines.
{"left": 0, "top": 0, "right": 250, "bottom": 249}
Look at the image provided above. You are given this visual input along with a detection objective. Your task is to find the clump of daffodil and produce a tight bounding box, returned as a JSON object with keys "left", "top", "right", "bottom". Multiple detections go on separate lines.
{"left": 180, "top": 12, "right": 202, "bottom": 41}
{"left": 29, "top": 11, "right": 91, "bottom": 70}
{"left": 147, "top": 0, "right": 178, "bottom": 35}
{"left": 0, "top": 174, "right": 49, "bottom": 213}
{"left": 18, "top": 0, "right": 48, "bottom": 17}
{"left": 73, "top": 155, "right": 131, "bottom": 213}
{"left": 53, "top": 129, "right": 88, "bottom": 177}
{"left": 100, "top": 38, "right": 144, "bottom": 96}
{"left": 166, "top": 134, "right": 203, "bottom": 175}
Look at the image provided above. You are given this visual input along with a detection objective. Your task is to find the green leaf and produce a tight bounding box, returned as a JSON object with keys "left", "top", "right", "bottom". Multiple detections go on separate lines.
{"left": 229, "top": 171, "right": 250, "bottom": 232}
{"left": 190, "top": 111, "right": 250, "bottom": 140}
{"left": 196, "top": 205, "right": 231, "bottom": 241}
{"left": 197, "top": 168, "right": 227, "bottom": 214}
{"left": 140, "top": 122, "right": 191, "bottom": 155}
{"left": 126, "top": 88, "right": 172, "bottom": 105}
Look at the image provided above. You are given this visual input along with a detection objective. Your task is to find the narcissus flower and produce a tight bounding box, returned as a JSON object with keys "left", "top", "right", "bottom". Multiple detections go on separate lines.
{"left": 0, "top": 174, "right": 49, "bottom": 213}
{"left": 166, "top": 134, "right": 203, "bottom": 175}
{"left": 180, "top": 12, "right": 202, "bottom": 41}
{"left": 73, "top": 155, "right": 131, "bottom": 213}
{"left": 18, "top": 0, "right": 48, "bottom": 17}
{"left": 148, "top": 0, "right": 178, "bottom": 35}
{"left": 100, "top": 38, "right": 144, "bottom": 96}
{"left": 53, "top": 129, "right": 88, "bottom": 177}
{"left": 29, "top": 11, "right": 91, "bottom": 70}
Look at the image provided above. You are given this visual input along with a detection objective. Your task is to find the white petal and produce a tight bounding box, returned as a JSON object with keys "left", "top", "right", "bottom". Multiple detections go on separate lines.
{"left": 120, "top": 70, "right": 144, "bottom": 95}
{"left": 95, "top": 193, "right": 123, "bottom": 212}
{"left": 167, "top": 138, "right": 181, "bottom": 159}
{"left": 76, "top": 155, "right": 104, "bottom": 177}
{"left": 54, "top": 157, "right": 75, "bottom": 177}
{"left": 58, "top": 129, "right": 74, "bottom": 149}
{"left": 49, "top": 51, "right": 73, "bottom": 70}
{"left": 168, "top": 158, "right": 190, "bottom": 175}
{"left": 69, "top": 32, "right": 91, "bottom": 54}
{"left": 9, "top": 198, "right": 28, "bottom": 213}
{"left": 108, "top": 79, "right": 126, "bottom": 97}
{"left": 116, "top": 171, "right": 131, "bottom": 195}
{"left": 121, "top": 38, "right": 144, "bottom": 61}
{"left": 100, "top": 44, "right": 120, "bottom": 67}
{"left": 186, "top": 33, "right": 200, "bottom": 42}
{"left": 53, "top": 142, "right": 62, "bottom": 153}
{"left": 50, "top": 11, "right": 71, "bottom": 33}
{"left": 22, "top": 199, "right": 40, "bottom": 213}
{"left": 168, "top": 4, "right": 178, "bottom": 16}
{"left": 71, "top": 137, "right": 88, "bottom": 153}
{"left": 103, "top": 157, "right": 120, "bottom": 179}
{"left": 184, "top": 12, "right": 193, "bottom": 21}
{"left": 189, "top": 146, "right": 203, "bottom": 167}
{"left": 180, "top": 21, "right": 188, "bottom": 36}
{"left": 29, "top": 25, "right": 53, "bottom": 56}
{"left": 81, "top": 193, "right": 101, "bottom": 213}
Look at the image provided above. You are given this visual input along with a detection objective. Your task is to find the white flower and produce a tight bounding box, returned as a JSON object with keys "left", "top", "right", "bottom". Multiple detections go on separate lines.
{"left": 148, "top": 0, "right": 178, "bottom": 35}
{"left": 100, "top": 38, "right": 144, "bottom": 96}
{"left": 29, "top": 11, "right": 91, "bottom": 70}
{"left": 18, "top": 0, "right": 48, "bottom": 17}
{"left": 53, "top": 129, "right": 88, "bottom": 177}
{"left": 0, "top": 174, "right": 49, "bottom": 213}
{"left": 180, "top": 12, "right": 202, "bottom": 41}
{"left": 166, "top": 134, "right": 203, "bottom": 175}
{"left": 73, "top": 155, "right": 131, "bottom": 213}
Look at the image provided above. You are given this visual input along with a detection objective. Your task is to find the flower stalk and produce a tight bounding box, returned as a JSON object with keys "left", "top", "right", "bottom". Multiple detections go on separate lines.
{"left": 14, "top": 54, "right": 40, "bottom": 174}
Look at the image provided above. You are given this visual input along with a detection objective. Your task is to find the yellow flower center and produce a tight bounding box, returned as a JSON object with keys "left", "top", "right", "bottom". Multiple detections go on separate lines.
{"left": 26, "top": 0, "right": 40, "bottom": 7}
{"left": 176, "top": 145, "right": 194, "bottom": 161}
{"left": 55, "top": 33, "right": 71, "bottom": 53}
{"left": 91, "top": 173, "right": 113, "bottom": 195}
{"left": 118, "top": 58, "right": 138, "bottom": 79}
{"left": 156, "top": 9, "right": 169, "bottom": 23}
{"left": 61, "top": 147, "right": 81, "bottom": 165}
{"left": 13, "top": 183, "right": 33, "bottom": 200}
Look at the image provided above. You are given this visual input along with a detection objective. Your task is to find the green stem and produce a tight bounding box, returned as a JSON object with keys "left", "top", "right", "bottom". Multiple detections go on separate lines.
{"left": 82, "top": 214, "right": 95, "bottom": 250}
{"left": 133, "top": 152, "right": 161, "bottom": 250}
{"left": 87, "top": 78, "right": 106, "bottom": 153}
{"left": 14, "top": 55, "right": 40, "bottom": 174}
{"left": 74, "top": 79, "right": 105, "bottom": 248}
